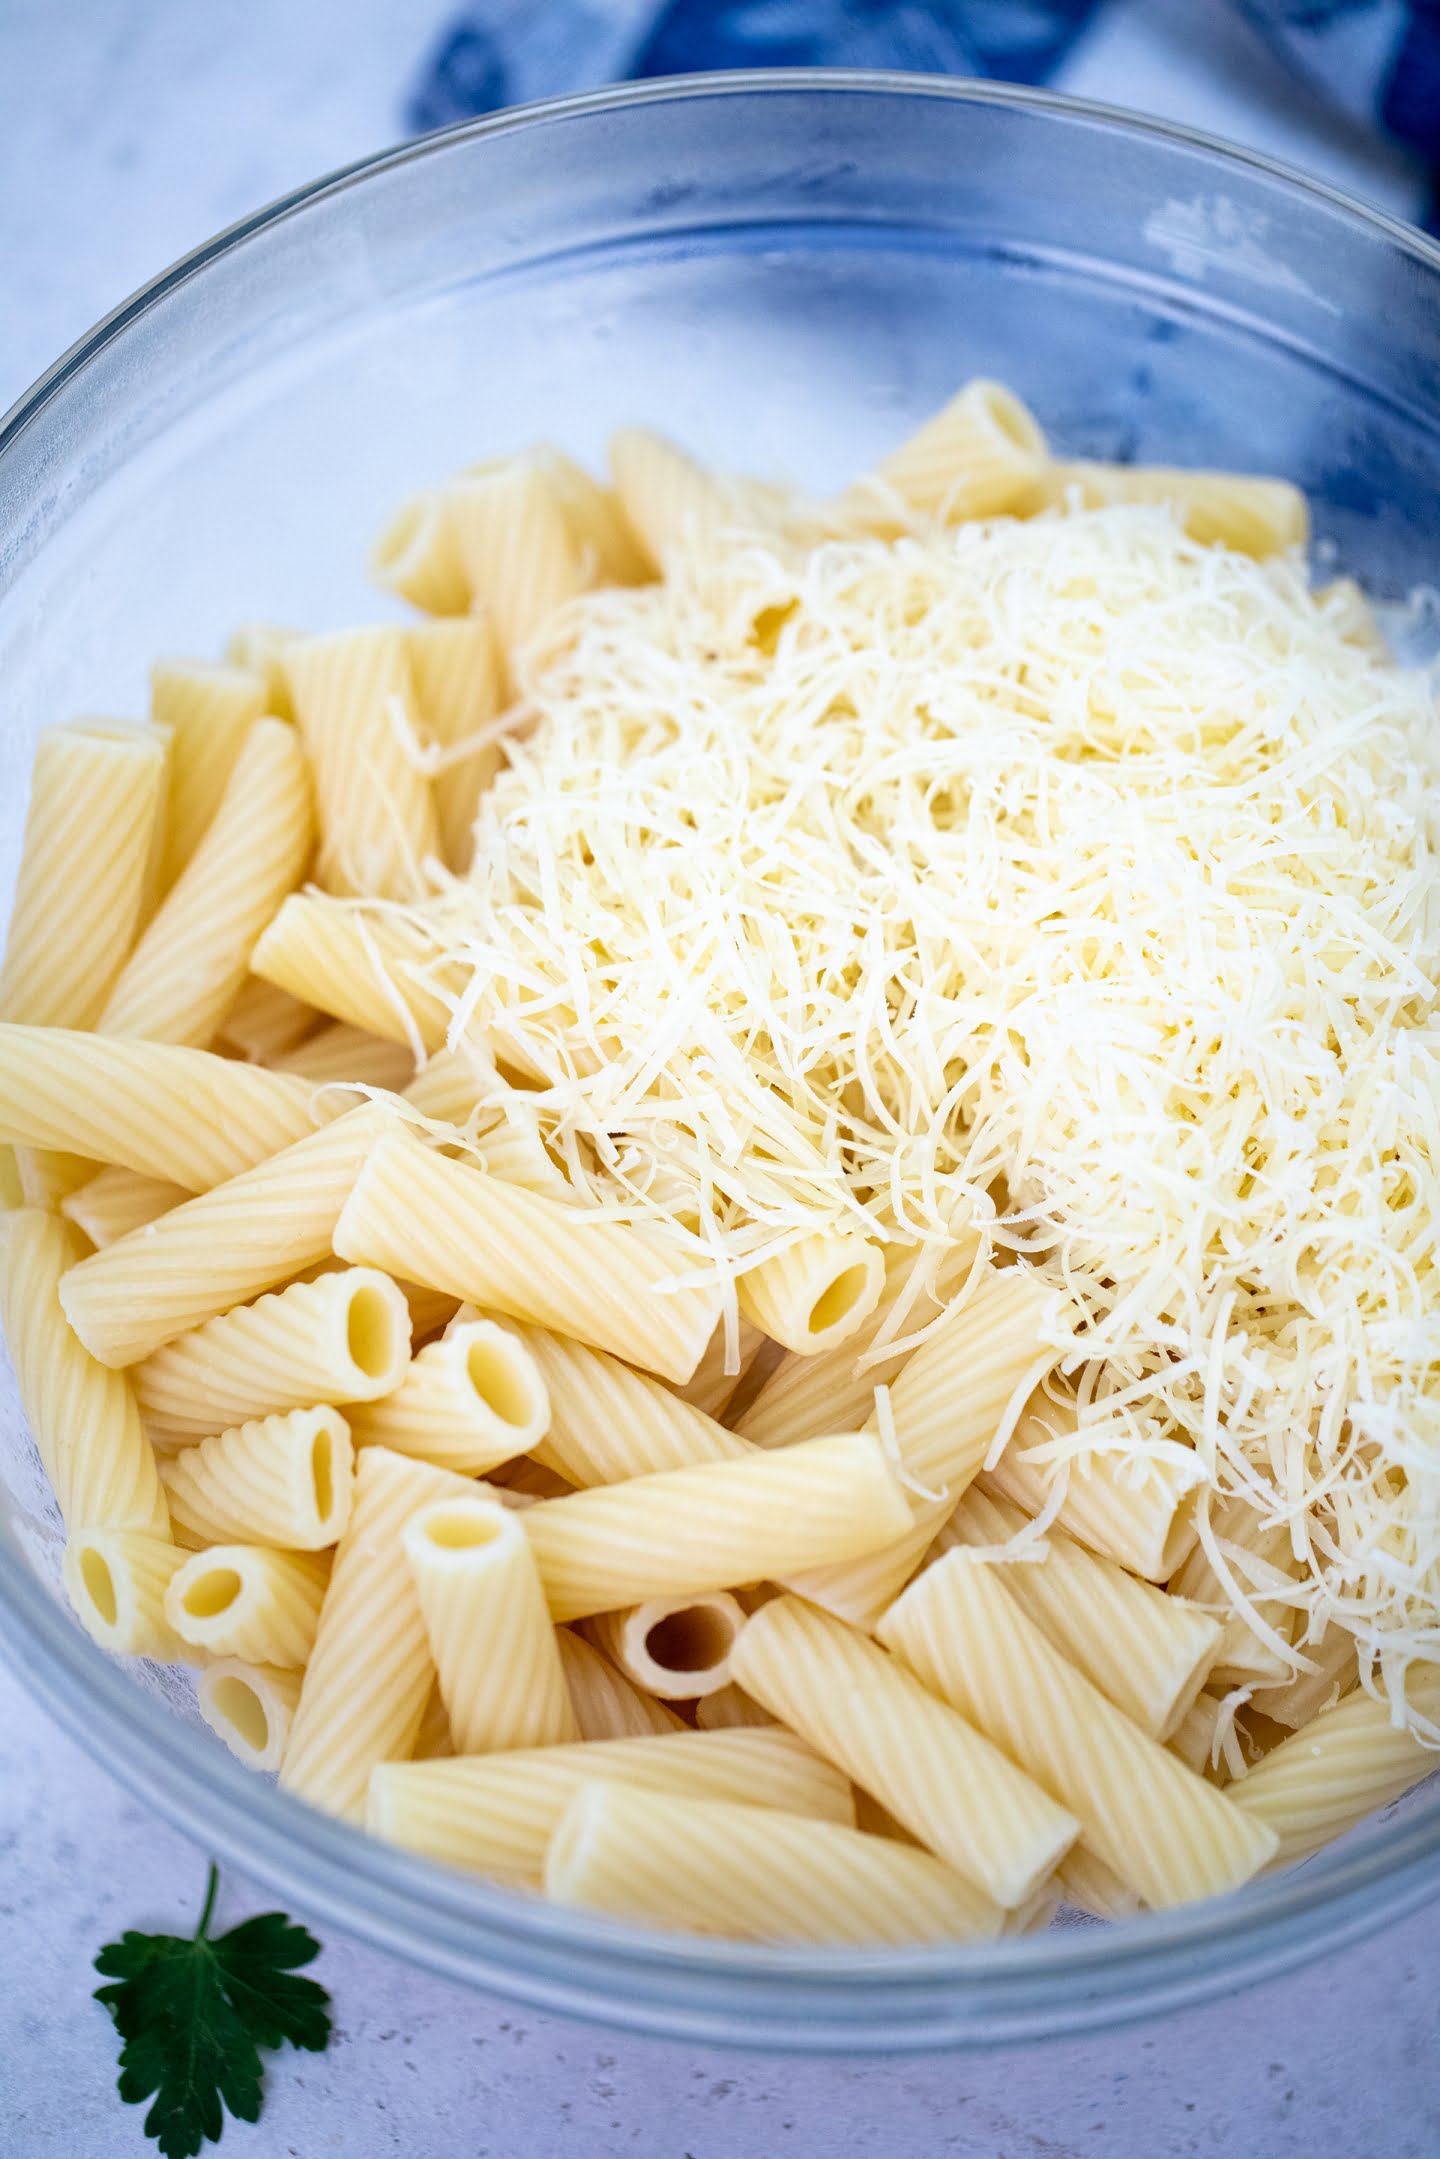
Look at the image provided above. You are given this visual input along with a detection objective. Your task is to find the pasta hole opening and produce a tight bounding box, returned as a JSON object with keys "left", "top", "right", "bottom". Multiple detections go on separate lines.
{"left": 310, "top": 1426, "right": 335, "bottom": 1517}
{"left": 982, "top": 382, "right": 1046, "bottom": 459}
{"left": 183, "top": 1567, "right": 242, "bottom": 1619}
{"left": 79, "top": 1548, "right": 117, "bottom": 1627}
{"left": 645, "top": 1606, "right": 738, "bottom": 1676}
{"left": 465, "top": 1338, "right": 536, "bottom": 1427}
{"left": 347, "top": 1285, "right": 400, "bottom": 1379}
{"left": 808, "top": 1265, "right": 872, "bottom": 1337}
{"left": 422, "top": 1505, "right": 506, "bottom": 1553}
{"left": 210, "top": 1676, "right": 270, "bottom": 1754}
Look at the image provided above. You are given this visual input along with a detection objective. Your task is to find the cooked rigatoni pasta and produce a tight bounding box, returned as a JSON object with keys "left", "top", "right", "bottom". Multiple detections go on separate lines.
{"left": 444, "top": 457, "right": 586, "bottom": 686}
{"left": 845, "top": 378, "right": 1048, "bottom": 526}
{"left": 556, "top": 1630, "right": 687, "bottom": 1740}
{"left": 224, "top": 624, "right": 298, "bottom": 716}
{"left": 250, "top": 892, "right": 453, "bottom": 1052}
{"left": 878, "top": 1553, "right": 1279, "bottom": 1907}
{"left": 164, "top": 1544, "right": 329, "bottom": 1665}
{"left": 61, "top": 1167, "right": 190, "bottom": 1249}
{"left": 346, "top": 1317, "right": 547, "bottom": 1473}
{"left": 541, "top": 447, "right": 650, "bottom": 585}
{"left": 406, "top": 616, "right": 504, "bottom": 871}
{"left": 404, "top": 1494, "right": 578, "bottom": 1753}
{"left": 280, "top": 1447, "right": 475, "bottom": 1821}
{"left": 13, "top": 1147, "right": 99, "bottom": 1210}
{"left": 1231, "top": 1669, "right": 1440, "bottom": 1867}
{"left": 99, "top": 719, "right": 313, "bottom": 1048}
{"left": 693, "top": 1683, "right": 776, "bottom": 1733}
{"left": 940, "top": 1486, "right": 1222, "bottom": 1740}
{"left": 607, "top": 428, "right": 727, "bottom": 570}
{"left": 333, "top": 1126, "right": 725, "bottom": 1385}
{"left": 1171, "top": 1493, "right": 1300, "bottom": 1688}
{"left": 984, "top": 1402, "right": 1204, "bottom": 1582}
{"left": 731, "top": 1592, "right": 1076, "bottom": 1908}
{"left": 368, "top": 1727, "right": 854, "bottom": 1882}
{"left": 283, "top": 626, "right": 438, "bottom": 899}
{"left": 135, "top": 1266, "right": 410, "bottom": 1444}
{"left": 197, "top": 1658, "right": 304, "bottom": 1773}
{"left": 585, "top": 1591, "right": 746, "bottom": 1702}
{"left": 546, "top": 1782, "right": 1002, "bottom": 1945}
{"left": 1036, "top": 461, "right": 1308, "bottom": 556}
{"left": 369, "top": 490, "right": 471, "bottom": 616}
{"left": 522, "top": 1431, "right": 911, "bottom": 1622}
{"left": 669, "top": 1316, "right": 768, "bottom": 1421}
{"left": 274, "top": 1021, "right": 416, "bottom": 1091}
{"left": 1056, "top": 1845, "right": 1141, "bottom": 1923}
{"left": 0, "top": 719, "right": 167, "bottom": 1027}
{"left": 217, "top": 975, "right": 317, "bottom": 1061}
{"left": 63, "top": 1530, "right": 188, "bottom": 1661}
{"left": 160, "top": 1407, "right": 354, "bottom": 1550}
{"left": 150, "top": 658, "right": 269, "bottom": 891}
{"left": 736, "top": 1232, "right": 884, "bottom": 1356}
{"left": 514, "top": 1324, "right": 748, "bottom": 1485}
{"left": 0, "top": 1025, "right": 323, "bottom": 1191}
{"left": 0, "top": 1210, "right": 167, "bottom": 1535}
{"left": 1251, "top": 1629, "right": 1360, "bottom": 1732}
{"left": 59, "top": 1104, "right": 395, "bottom": 1368}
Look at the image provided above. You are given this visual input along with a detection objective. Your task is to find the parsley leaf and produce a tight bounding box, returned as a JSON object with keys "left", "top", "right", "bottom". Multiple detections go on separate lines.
{"left": 94, "top": 1864, "right": 332, "bottom": 2159}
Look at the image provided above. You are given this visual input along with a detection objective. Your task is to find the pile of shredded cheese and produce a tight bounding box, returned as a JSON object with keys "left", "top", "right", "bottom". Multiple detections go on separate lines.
{"left": 396, "top": 502, "right": 1440, "bottom": 1695}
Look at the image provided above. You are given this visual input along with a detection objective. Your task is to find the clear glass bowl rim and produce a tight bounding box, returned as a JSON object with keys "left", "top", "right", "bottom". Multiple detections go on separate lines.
{"left": 1, "top": 68, "right": 1437, "bottom": 2050}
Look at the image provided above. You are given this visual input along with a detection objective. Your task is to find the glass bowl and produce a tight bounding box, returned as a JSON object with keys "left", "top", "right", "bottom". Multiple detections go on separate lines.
{"left": 1, "top": 71, "right": 1437, "bottom": 2051}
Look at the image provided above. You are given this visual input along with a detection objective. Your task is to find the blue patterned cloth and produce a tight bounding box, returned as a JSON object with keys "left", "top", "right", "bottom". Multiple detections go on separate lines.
{"left": 407, "top": 1, "right": 1439, "bottom": 232}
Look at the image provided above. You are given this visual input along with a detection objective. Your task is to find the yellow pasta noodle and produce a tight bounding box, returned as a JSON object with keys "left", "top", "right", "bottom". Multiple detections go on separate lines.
{"left": 280, "top": 1447, "right": 476, "bottom": 1821}
{"left": 217, "top": 975, "right": 317, "bottom": 1061}
{"left": 984, "top": 1398, "right": 1204, "bottom": 1581}
{"left": 540, "top": 447, "right": 651, "bottom": 585}
{"left": 878, "top": 1552, "right": 1278, "bottom": 1907}
{"left": 165, "top": 1544, "right": 329, "bottom": 1665}
{"left": 522, "top": 1431, "right": 911, "bottom": 1623}
{"left": 160, "top": 1406, "right": 354, "bottom": 1550}
{"left": 731, "top": 1592, "right": 1076, "bottom": 1908}
{"left": 150, "top": 658, "right": 270, "bottom": 891}
{"left": 585, "top": 1591, "right": 746, "bottom": 1702}
{"left": 693, "top": 1683, "right": 776, "bottom": 1733}
{"left": 13, "top": 1147, "right": 99, "bottom": 1209}
{"left": 545, "top": 1782, "right": 1002, "bottom": 1945}
{"left": 63, "top": 1529, "right": 188, "bottom": 1660}
{"left": 275, "top": 1021, "right": 416, "bottom": 1091}
{"left": 845, "top": 379, "right": 1048, "bottom": 526}
{"left": 283, "top": 626, "right": 439, "bottom": 898}
{"left": 736, "top": 1232, "right": 884, "bottom": 1356}
{"left": 1251, "top": 1629, "right": 1359, "bottom": 1732}
{"left": 347, "top": 1316, "right": 547, "bottom": 1473}
{"left": 1170, "top": 1494, "right": 1299, "bottom": 1688}
{"left": 333, "top": 1125, "right": 725, "bottom": 1384}
{"left": 443, "top": 458, "right": 585, "bottom": 685}
{"left": 669, "top": 1316, "right": 768, "bottom": 1421}
{"left": 136, "top": 1265, "right": 410, "bottom": 1443}
{"left": 369, "top": 489, "right": 471, "bottom": 616}
{"left": 367, "top": 1726, "right": 854, "bottom": 1881}
{"left": 0, "top": 720, "right": 167, "bottom": 1027}
{"left": 59, "top": 1103, "right": 395, "bottom": 1367}
{"left": 1231, "top": 1670, "right": 1440, "bottom": 1868}
{"left": 555, "top": 1629, "right": 686, "bottom": 1740}
{"left": 62, "top": 1168, "right": 190, "bottom": 1249}
{"left": 1056, "top": 1846, "right": 1141, "bottom": 1922}
{"left": 607, "top": 428, "right": 727, "bottom": 572}
{"left": 250, "top": 892, "right": 454, "bottom": 1052}
{"left": 514, "top": 1323, "right": 748, "bottom": 1486}
{"left": 940, "top": 1485, "right": 1222, "bottom": 1740}
{"left": 99, "top": 719, "right": 314, "bottom": 1048}
{"left": 1039, "top": 461, "right": 1308, "bottom": 557}
{"left": 0, "top": 1210, "right": 167, "bottom": 1534}
{"left": 406, "top": 615, "right": 504, "bottom": 870}
{"left": 223, "top": 626, "right": 298, "bottom": 721}
{"left": 404, "top": 1494, "right": 579, "bottom": 1753}
{"left": 197, "top": 1658, "right": 304, "bottom": 1773}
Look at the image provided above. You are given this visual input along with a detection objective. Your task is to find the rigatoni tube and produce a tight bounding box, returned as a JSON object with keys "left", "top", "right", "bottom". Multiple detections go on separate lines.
{"left": 585, "top": 1592, "right": 746, "bottom": 1702}
{"left": 197, "top": 1659, "right": 304, "bottom": 1773}
{"left": 63, "top": 1530, "right": 188, "bottom": 1660}
{"left": 347, "top": 1318, "right": 548, "bottom": 1474}
{"left": 160, "top": 1407, "right": 354, "bottom": 1550}
{"left": 514, "top": 1323, "right": 748, "bottom": 1485}
{"left": 1231, "top": 1670, "right": 1440, "bottom": 1868}
{"left": 736, "top": 1233, "right": 884, "bottom": 1356}
{"left": 555, "top": 1631, "right": 686, "bottom": 1741}
{"left": 283, "top": 626, "right": 438, "bottom": 899}
{"left": 164, "top": 1545, "right": 329, "bottom": 1666}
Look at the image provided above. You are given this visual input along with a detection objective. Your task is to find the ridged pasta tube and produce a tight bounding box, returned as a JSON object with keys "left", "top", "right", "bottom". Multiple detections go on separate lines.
{"left": 736, "top": 1233, "right": 885, "bottom": 1356}
{"left": 847, "top": 380, "right": 1048, "bottom": 525}
{"left": 275, "top": 1022, "right": 416, "bottom": 1091}
{"left": 224, "top": 624, "right": 299, "bottom": 717}
{"left": 367, "top": 1727, "right": 854, "bottom": 1881}
{"left": 941, "top": 1486, "right": 1222, "bottom": 1740}
{"left": 1231, "top": 1669, "right": 1440, "bottom": 1868}
{"left": 250, "top": 893, "right": 453, "bottom": 1052}
{"left": 1171, "top": 1494, "right": 1299, "bottom": 1687}
{"left": 63, "top": 1530, "right": 188, "bottom": 1660}
{"left": 731, "top": 1593, "right": 1076, "bottom": 1908}
{"left": 586, "top": 1592, "right": 746, "bottom": 1702}
{"left": 59, "top": 1104, "right": 396, "bottom": 1367}
{"left": 347, "top": 1318, "right": 547, "bottom": 1473}
{"left": 521, "top": 1431, "right": 912, "bottom": 1623}
{"left": 403, "top": 1494, "right": 579, "bottom": 1753}
{"left": 0, "top": 719, "right": 167, "bottom": 1026}
{"left": 0, "top": 1210, "right": 167, "bottom": 1534}
{"left": 150, "top": 658, "right": 269, "bottom": 890}
{"left": 197, "top": 1659, "right": 304, "bottom": 1773}
{"left": 669, "top": 1316, "right": 768, "bottom": 1421}
{"left": 0, "top": 1025, "right": 323, "bottom": 1191}
{"left": 333, "top": 1126, "right": 725, "bottom": 1385}
{"left": 555, "top": 1630, "right": 686, "bottom": 1740}
{"left": 608, "top": 429, "right": 728, "bottom": 572}
{"left": 14, "top": 1147, "right": 98, "bottom": 1209}
{"left": 1056, "top": 1846, "right": 1141, "bottom": 1922}
{"left": 62, "top": 1168, "right": 189, "bottom": 1248}
{"left": 136, "top": 1266, "right": 411, "bottom": 1443}
{"left": 99, "top": 719, "right": 314, "bottom": 1047}
{"left": 514, "top": 1324, "right": 748, "bottom": 1485}
{"left": 283, "top": 626, "right": 439, "bottom": 898}
{"left": 280, "top": 1447, "right": 477, "bottom": 1821}
{"left": 546, "top": 1782, "right": 1003, "bottom": 1945}
{"left": 984, "top": 1404, "right": 1204, "bottom": 1581}
{"left": 693, "top": 1683, "right": 776, "bottom": 1733}
{"left": 784, "top": 1263, "right": 1055, "bottom": 1628}
{"left": 165, "top": 1544, "right": 329, "bottom": 1665}
{"left": 217, "top": 976, "right": 316, "bottom": 1061}
{"left": 541, "top": 448, "right": 651, "bottom": 585}
{"left": 1039, "top": 462, "right": 1308, "bottom": 557}
{"left": 370, "top": 489, "right": 471, "bottom": 616}
{"left": 1251, "top": 1629, "right": 1359, "bottom": 1731}
{"left": 443, "top": 459, "right": 586, "bottom": 686}
{"left": 878, "top": 1553, "right": 1279, "bottom": 1907}
{"left": 406, "top": 616, "right": 504, "bottom": 870}
{"left": 160, "top": 1407, "right": 355, "bottom": 1550}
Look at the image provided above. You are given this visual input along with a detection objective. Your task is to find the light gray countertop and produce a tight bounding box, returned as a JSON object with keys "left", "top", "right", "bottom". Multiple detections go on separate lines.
{"left": 1, "top": 6, "right": 1436, "bottom": 2155}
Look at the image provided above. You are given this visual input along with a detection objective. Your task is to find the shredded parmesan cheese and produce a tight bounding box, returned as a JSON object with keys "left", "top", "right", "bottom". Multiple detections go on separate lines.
{"left": 355, "top": 500, "right": 1440, "bottom": 1711}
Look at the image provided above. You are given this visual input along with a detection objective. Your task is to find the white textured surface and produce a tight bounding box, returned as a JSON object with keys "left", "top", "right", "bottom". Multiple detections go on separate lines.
{"left": 1, "top": 5, "right": 1437, "bottom": 2155}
